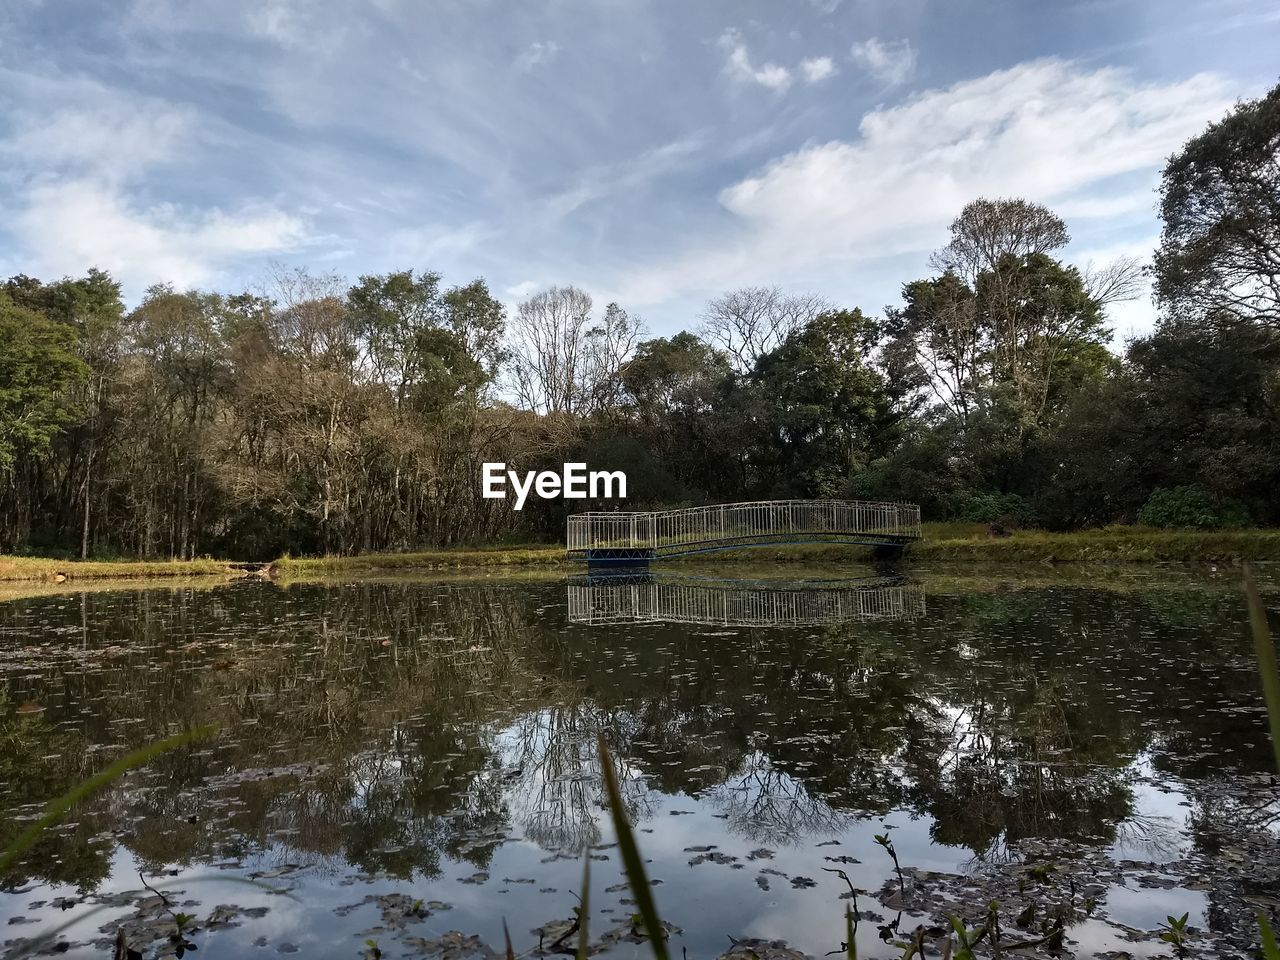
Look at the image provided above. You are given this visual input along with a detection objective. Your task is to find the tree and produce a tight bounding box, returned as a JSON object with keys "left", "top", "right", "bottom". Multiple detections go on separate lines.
{"left": 442, "top": 279, "right": 506, "bottom": 385}
{"left": 4, "top": 269, "right": 126, "bottom": 557}
{"left": 701, "top": 286, "right": 832, "bottom": 374}
{"left": 930, "top": 198, "right": 1070, "bottom": 282}
{"left": 0, "top": 292, "right": 89, "bottom": 550}
{"left": 886, "top": 272, "right": 983, "bottom": 423}
{"left": 621, "top": 332, "right": 730, "bottom": 423}
{"left": 978, "top": 252, "right": 1113, "bottom": 422}
{"left": 751, "top": 309, "right": 899, "bottom": 496}
{"left": 580, "top": 302, "right": 645, "bottom": 417}
{"left": 1155, "top": 81, "right": 1280, "bottom": 327}
{"left": 122, "top": 286, "right": 230, "bottom": 558}
{"left": 507, "top": 286, "right": 594, "bottom": 416}
{"left": 1125, "top": 317, "right": 1280, "bottom": 522}
{"left": 507, "top": 287, "right": 642, "bottom": 417}
{"left": 347, "top": 269, "right": 445, "bottom": 408}
{"left": 0, "top": 295, "right": 87, "bottom": 473}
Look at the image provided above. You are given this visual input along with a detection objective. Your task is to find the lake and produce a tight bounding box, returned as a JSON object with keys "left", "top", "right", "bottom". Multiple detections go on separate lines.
{"left": 1, "top": 567, "right": 1277, "bottom": 959}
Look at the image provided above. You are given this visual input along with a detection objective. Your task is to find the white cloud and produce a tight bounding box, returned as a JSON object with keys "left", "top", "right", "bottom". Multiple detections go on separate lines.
{"left": 11, "top": 179, "right": 304, "bottom": 291}
{"left": 800, "top": 56, "right": 836, "bottom": 84}
{"left": 1, "top": 81, "right": 307, "bottom": 295}
{"left": 850, "top": 37, "right": 916, "bottom": 87}
{"left": 720, "top": 29, "right": 792, "bottom": 91}
{"left": 613, "top": 59, "right": 1232, "bottom": 305}
{"left": 2, "top": 105, "right": 195, "bottom": 183}
{"left": 516, "top": 40, "right": 560, "bottom": 70}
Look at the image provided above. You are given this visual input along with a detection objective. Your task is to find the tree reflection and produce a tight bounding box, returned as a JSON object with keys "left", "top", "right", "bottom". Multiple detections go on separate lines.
{"left": 0, "top": 576, "right": 1272, "bottom": 898}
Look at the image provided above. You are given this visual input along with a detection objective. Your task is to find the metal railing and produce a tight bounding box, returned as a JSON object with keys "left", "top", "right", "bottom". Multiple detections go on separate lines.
{"left": 566, "top": 499, "right": 921, "bottom": 558}
{"left": 567, "top": 576, "right": 925, "bottom": 627}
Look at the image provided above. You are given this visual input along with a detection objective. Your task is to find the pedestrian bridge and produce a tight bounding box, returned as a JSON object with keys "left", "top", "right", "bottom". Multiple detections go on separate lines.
{"left": 566, "top": 499, "right": 921, "bottom": 565}
{"left": 567, "top": 574, "right": 925, "bottom": 627}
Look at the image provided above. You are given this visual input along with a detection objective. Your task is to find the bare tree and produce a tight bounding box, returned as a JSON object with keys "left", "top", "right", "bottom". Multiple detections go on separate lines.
{"left": 506, "top": 287, "right": 644, "bottom": 416}
{"left": 701, "top": 286, "right": 832, "bottom": 373}
{"left": 506, "top": 286, "right": 593, "bottom": 415}
{"left": 1082, "top": 255, "right": 1145, "bottom": 308}
{"left": 581, "top": 302, "right": 646, "bottom": 415}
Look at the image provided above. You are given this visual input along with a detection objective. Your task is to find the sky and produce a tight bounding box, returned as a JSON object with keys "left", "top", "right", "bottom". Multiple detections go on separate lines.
{"left": 1, "top": 0, "right": 1278, "bottom": 342}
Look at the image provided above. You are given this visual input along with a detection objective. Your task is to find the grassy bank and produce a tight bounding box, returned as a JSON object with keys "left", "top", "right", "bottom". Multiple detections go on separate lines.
{"left": 0, "top": 555, "right": 233, "bottom": 582}
{"left": 912, "top": 524, "right": 1280, "bottom": 563}
{"left": 4, "top": 525, "right": 1280, "bottom": 585}
{"left": 272, "top": 525, "right": 1280, "bottom": 573}
{"left": 271, "top": 545, "right": 565, "bottom": 575}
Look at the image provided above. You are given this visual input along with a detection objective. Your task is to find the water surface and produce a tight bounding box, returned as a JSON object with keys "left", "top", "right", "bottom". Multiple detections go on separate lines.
{"left": 1, "top": 568, "right": 1277, "bottom": 959}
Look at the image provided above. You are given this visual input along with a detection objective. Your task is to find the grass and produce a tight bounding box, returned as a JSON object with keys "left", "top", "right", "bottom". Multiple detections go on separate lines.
{"left": 271, "top": 545, "right": 565, "bottom": 574}
{"left": 912, "top": 524, "right": 1280, "bottom": 564}
{"left": 0, "top": 554, "right": 232, "bottom": 582}
{"left": 1245, "top": 569, "right": 1280, "bottom": 960}
{"left": 5, "top": 524, "right": 1280, "bottom": 585}
{"left": 273, "top": 525, "right": 1280, "bottom": 574}
{"left": 1, "top": 725, "right": 216, "bottom": 874}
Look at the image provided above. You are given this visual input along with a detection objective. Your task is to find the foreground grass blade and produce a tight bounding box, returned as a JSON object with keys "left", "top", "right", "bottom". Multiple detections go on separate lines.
{"left": 846, "top": 905, "right": 857, "bottom": 960}
{"left": 1245, "top": 568, "right": 1280, "bottom": 773}
{"left": 1260, "top": 914, "right": 1280, "bottom": 960}
{"left": 0, "top": 725, "right": 217, "bottom": 873}
{"left": 596, "top": 734, "right": 669, "bottom": 960}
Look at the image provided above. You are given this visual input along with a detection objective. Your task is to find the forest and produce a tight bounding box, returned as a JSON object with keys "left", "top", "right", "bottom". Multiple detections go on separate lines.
{"left": 1, "top": 82, "right": 1277, "bottom": 562}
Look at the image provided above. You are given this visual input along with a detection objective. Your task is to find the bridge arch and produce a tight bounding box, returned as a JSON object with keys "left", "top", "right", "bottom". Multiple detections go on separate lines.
{"left": 566, "top": 499, "right": 921, "bottom": 565}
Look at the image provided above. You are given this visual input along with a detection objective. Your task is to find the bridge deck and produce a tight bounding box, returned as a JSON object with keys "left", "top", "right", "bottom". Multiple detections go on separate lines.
{"left": 567, "top": 499, "right": 921, "bottom": 562}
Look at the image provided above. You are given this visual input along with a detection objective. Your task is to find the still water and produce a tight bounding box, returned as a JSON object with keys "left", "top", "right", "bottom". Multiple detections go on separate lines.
{"left": 1, "top": 568, "right": 1277, "bottom": 959}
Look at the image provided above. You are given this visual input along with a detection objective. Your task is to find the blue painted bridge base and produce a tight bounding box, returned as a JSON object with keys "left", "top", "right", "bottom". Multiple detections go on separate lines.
{"left": 586, "top": 547, "right": 656, "bottom": 570}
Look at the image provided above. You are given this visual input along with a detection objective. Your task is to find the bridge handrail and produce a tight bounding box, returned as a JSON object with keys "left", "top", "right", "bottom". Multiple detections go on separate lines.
{"left": 567, "top": 499, "right": 922, "bottom": 554}
{"left": 567, "top": 577, "right": 926, "bottom": 626}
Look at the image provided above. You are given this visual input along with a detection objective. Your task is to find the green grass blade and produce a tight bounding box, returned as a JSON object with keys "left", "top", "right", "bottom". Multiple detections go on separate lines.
{"left": 1260, "top": 913, "right": 1280, "bottom": 960}
{"left": 577, "top": 851, "right": 591, "bottom": 960}
{"left": 596, "top": 734, "right": 668, "bottom": 960}
{"left": 846, "top": 905, "right": 857, "bottom": 960}
{"left": 0, "top": 725, "right": 216, "bottom": 874}
{"left": 1244, "top": 568, "right": 1280, "bottom": 774}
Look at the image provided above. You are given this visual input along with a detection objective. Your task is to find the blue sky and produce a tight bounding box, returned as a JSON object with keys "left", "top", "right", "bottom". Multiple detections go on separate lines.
{"left": 1, "top": 0, "right": 1277, "bottom": 341}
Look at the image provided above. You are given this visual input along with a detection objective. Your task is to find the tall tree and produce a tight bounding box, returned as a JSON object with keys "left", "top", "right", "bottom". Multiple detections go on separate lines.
{"left": 886, "top": 272, "right": 982, "bottom": 424}
{"left": 0, "top": 292, "right": 88, "bottom": 549}
{"left": 930, "top": 198, "right": 1070, "bottom": 282}
{"left": 751, "top": 309, "right": 899, "bottom": 496}
{"left": 1154, "top": 81, "right": 1280, "bottom": 327}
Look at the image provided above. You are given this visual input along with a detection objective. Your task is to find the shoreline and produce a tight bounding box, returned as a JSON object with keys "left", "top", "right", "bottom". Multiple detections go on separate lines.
{"left": 3, "top": 525, "right": 1280, "bottom": 584}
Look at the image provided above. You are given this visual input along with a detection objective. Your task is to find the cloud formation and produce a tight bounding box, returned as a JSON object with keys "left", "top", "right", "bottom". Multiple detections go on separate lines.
{"left": 0, "top": 78, "right": 306, "bottom": 292}
{"left": 720, "top": 29, "right": 792, "bottom": 91}
{"left": 615, "top": 60, "right": 1232, "bottom": 304}
{"left": 801, "top": 56, "right": 837, "bottom": 84}
{"left": 0, "top": 0, "right": 1272, "bottom": 335}
{"left": 850, "top": 38, "right": 917, "bottom": 86}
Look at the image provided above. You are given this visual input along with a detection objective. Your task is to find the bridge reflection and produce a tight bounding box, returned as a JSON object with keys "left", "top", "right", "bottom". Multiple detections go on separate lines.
{"left": 566, "top": 573, "right": 925, "bottom": 627}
